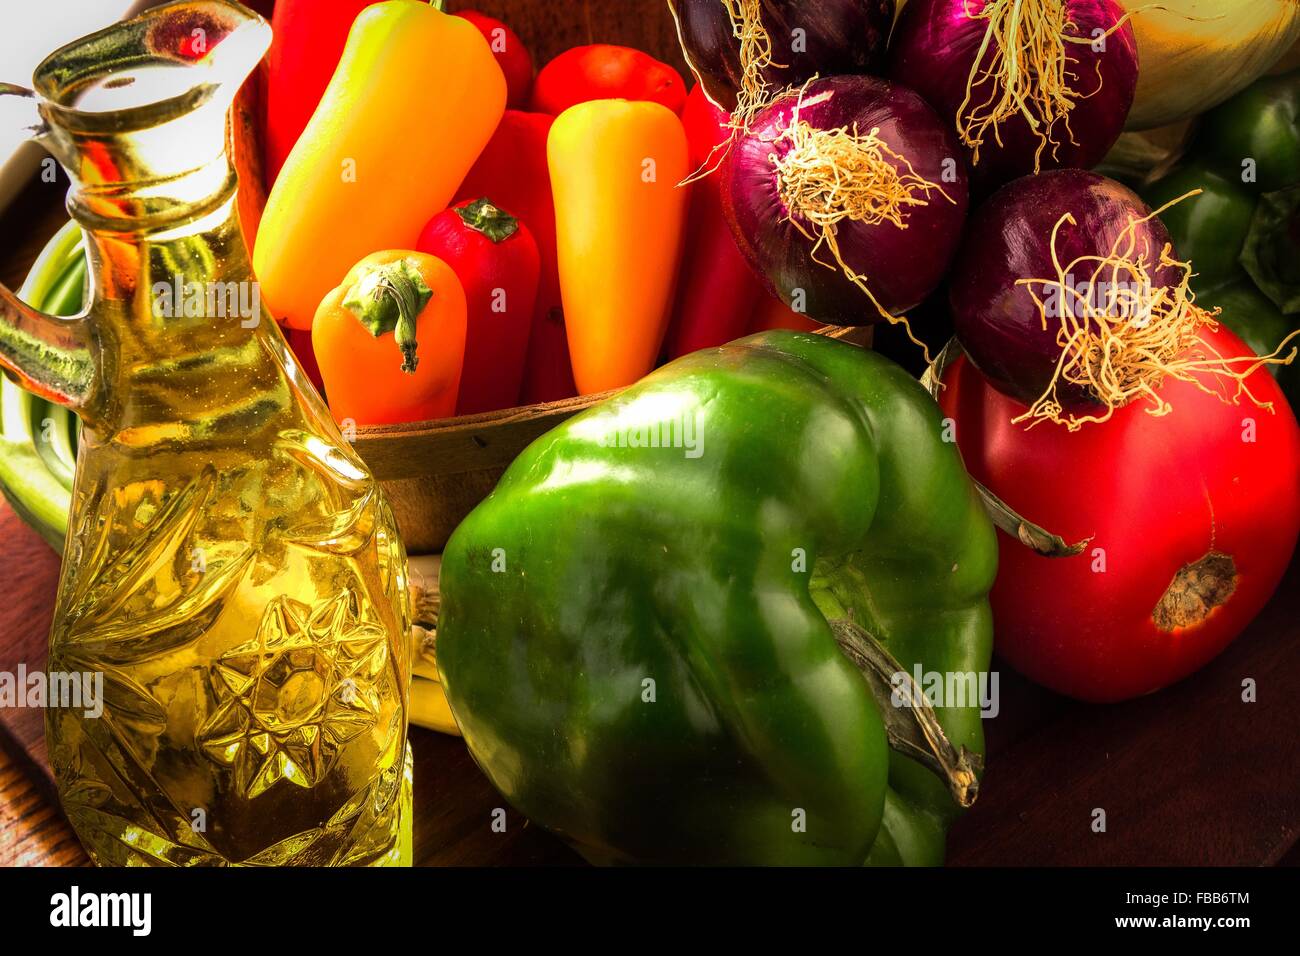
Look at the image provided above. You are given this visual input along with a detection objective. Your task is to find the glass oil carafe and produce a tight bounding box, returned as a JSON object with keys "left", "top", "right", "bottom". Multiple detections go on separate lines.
{"left": 0, "top": 1, "right": 412, "bottom": 865}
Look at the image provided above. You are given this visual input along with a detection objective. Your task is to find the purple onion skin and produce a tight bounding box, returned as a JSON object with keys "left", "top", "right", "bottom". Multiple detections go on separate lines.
{"left": 950, "top": 169, "right": 1183, "bottom": 409}
{"left": 669, "top": 0, "right": 895, "bottom": 113}
{"left": 721, "top": 75, "right": 970, "bottom": 325}
{"left": 888, "top": 0, "right": 1138, "bottom": 196}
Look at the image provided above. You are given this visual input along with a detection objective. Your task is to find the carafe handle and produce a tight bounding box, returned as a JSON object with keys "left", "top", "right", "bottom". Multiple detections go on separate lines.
{"left": 0, "top": 83, "right": 96, "bottom": 417}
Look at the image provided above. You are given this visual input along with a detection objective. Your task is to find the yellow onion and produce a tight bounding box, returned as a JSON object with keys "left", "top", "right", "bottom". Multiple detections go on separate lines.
{"left": 1122, "top": 0, "right": 1300, "bottom": 129}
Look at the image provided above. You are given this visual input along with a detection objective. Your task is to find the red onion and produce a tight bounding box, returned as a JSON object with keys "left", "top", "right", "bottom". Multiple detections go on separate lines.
{"left": 948, "top": 169, "right": 1236, "bottom": 428}
{"left": 721, "top": 75, "right": 969, "bottom": 325}
{"left": 668, "top": 0, "right": 895, "bottom": 115}
{"left": 889, "top": 0, "right": 1139, "bottom": 194}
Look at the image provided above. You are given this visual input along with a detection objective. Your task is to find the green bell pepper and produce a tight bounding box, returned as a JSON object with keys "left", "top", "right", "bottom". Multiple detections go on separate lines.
{"left": 1199, "top": 279, "right": 1300, "bottom": 405}
{"left": 1198, "top": 70, "right": 1300, "bottom": 195}
{"left": 438, "top": 331, "right": 997, "bottom": 865}
{"left": 1143, "top": 162, "right": 1256, "bottom": 291}
{"left": 1194, "top": 69, "right": 1300, "bottom": 315}
{"left": 1144, "top": 69, "right": 1300, "bottom": 407}
{"left": 1241, "top": 185, "right": 1300, "bottom": 315}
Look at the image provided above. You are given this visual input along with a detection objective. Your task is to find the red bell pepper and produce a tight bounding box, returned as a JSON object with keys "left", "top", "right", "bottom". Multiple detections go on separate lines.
{"left": 456, "top": 10, "right": 534, "bottom": 110}
{"left": 520, "top": 306, "right": 578, "bottom": 403}
{"left": 418, "top": 199, "right": 540, "bottom": 415}
{"left": 530, "top": 45, "right": 687, "bottom": 116}
{"left": 455, "top": 110, "right": 577, "bottom": 402}
{"left": 263, "top": 0, "right": 373, "bottom": 186}
{"left": 749, "top": 294, "right": 821, "bottom": 333}
{"left": 664, "top": 86, "right": 765, "bottom": 358}
{"left": 284, "top": 328, "right": 326, "bottom": 395}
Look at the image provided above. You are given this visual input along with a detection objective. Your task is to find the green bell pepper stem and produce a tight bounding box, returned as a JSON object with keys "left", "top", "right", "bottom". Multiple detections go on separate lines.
{"left": 830, "top": 618, "right": 982, "bottom": 808}
{"left": 924, "top": 338, "right": 1090, "bottom": 558}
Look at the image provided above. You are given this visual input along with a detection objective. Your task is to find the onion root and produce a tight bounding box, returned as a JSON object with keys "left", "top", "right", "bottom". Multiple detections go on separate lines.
{"left": 956, "top": 0, "right": 1134, "bottom": 172}
{"left": 725, "top": 0, "right": 781, "bottom": 129}
{"left": 1015, "top": 191, "right": 1300, "bottom": 430}
{"left": 773, "top": 87, "right": 952, "bottom": 354}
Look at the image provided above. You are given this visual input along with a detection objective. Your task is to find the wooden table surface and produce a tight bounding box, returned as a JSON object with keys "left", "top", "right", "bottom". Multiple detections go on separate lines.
{"left": 2, "top": 0, "right": 1299, "bottom": 865}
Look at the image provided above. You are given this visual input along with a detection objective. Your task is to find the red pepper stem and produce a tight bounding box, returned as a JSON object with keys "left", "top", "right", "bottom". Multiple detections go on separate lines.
{"left": 457, "top": 197, "right": 520, "bottom": 243}
{"left": 341, "top": 258, "right": 434, "bottom": 375}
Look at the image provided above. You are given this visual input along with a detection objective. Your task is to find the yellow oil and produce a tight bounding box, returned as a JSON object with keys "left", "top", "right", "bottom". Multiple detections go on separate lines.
{"left": 13, "top": 0, "right": 413, "bottom": 866}
{"left": 45, "top": 199, "right": 413, "bottom": 865}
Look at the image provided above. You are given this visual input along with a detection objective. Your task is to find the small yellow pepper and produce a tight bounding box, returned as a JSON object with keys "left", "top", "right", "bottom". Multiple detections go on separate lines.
{"left": 548, "top": 100, "right": 691, "bottom": 395}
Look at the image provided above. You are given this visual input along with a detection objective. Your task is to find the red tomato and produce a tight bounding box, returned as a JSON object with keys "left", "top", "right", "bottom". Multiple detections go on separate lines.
{"left": 530, "top": 45, "right": 687, "bottom": 116}
{"left": 456, "top": 10, "right": 534, "bottom": 110}
{"left": 939, "top": 324, "right": 1300, "bottom": 702}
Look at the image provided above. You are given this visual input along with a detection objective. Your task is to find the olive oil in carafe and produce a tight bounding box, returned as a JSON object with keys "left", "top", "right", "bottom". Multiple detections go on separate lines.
{"left": 0, "top": 1, "right": 414, "bottom": 865}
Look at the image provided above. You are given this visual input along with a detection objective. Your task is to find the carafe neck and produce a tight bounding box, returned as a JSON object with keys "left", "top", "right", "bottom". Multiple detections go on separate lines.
{"left": 80, "top": 195, "right": 297, "bottom": 442}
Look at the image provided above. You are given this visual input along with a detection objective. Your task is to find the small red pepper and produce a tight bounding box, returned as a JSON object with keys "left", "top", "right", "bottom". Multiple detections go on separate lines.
{"left": 456, "top": 110, "right": 577, "bottom": 403}
{"left": 530, "top": 45, "right": 687, "bottom": 116}
{"left": 664, "top": 85, "right": 766, "bottom": 359}
{"left": 263, "top": 0, "right": 373, "bottom": 186}
{"left": 418, "top": 199, "right": 540, "bottom": 415}
{"left": 455, "top": 10, "right": 534, "bottom": 110}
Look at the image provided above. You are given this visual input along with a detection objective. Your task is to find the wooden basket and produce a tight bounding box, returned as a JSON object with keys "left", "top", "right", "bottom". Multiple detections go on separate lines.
{"left": 239, "top": 0, "right": 870, "bottom": 554}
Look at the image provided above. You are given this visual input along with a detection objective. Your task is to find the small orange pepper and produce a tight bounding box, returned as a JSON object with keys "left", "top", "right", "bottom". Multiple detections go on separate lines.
{"left": 312, "top": 251, "right": 467, "bottom": 426}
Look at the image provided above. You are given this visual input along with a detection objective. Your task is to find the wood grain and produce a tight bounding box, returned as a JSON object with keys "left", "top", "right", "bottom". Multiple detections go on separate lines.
{"left": 0, "top": 507, "right": 85, "bottom": 866}
{"left": 0, "top": 746, "right": 85, "bottom": 867}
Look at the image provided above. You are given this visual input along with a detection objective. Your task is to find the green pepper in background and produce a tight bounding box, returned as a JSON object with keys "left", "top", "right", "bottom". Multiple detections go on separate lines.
{"left": 1199, "top": 279, "right": 1300, "bottom": 405}
{"left": 1144, "top": 69, "right": 1300, "bottom": 408}
{"left": 0, "top": 221, "right": 84, "bottom": 552}
{"left": 437, "top": 331, "right": 997, "bottom": 865}
{"left": 1144, "top": 162, "right": 1256, "bottom": 290}
{"left": 1198, "top": 70, "right": 1300, "bottom": 195}
{"left": 1241, "top": 185, "right": 1300, "bottom": 314}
